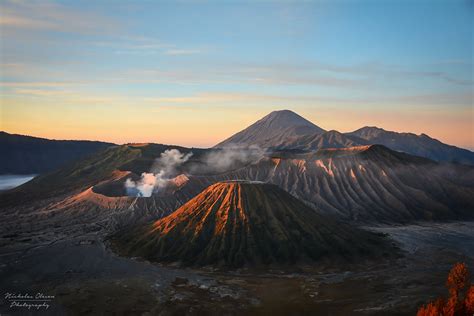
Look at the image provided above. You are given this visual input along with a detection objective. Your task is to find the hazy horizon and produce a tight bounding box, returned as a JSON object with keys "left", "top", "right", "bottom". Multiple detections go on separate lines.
{"left": 1, "top": 0, "right": 472, "bottom": 149}
{"left": 2, "top": 108, "right": 474, "bottom": 151}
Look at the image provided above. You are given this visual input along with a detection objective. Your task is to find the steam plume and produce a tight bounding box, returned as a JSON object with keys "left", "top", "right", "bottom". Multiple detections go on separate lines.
{"left": 125, "top": 149, "right": 192, "bottom": 197}
{"left": 191, "top": 146, "right": 265, "bottom": 174}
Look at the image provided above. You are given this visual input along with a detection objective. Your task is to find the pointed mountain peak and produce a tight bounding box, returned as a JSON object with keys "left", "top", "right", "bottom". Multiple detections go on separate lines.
{"left": 254, "top": 109, "right": 319, "bottom": 129}
{"left": 215, "top": 110, "right": 325, "bottom": 148}
{"left": 264, "top": 109, "right": 312, "bottom": 122}
{"left": 267, "top": 109, "right": 296, "bottom": 116}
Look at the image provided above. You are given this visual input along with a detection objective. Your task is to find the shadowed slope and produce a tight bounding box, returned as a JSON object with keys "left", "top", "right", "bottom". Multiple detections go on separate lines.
{"left": 114, "top": 181, "right": 388, "bottom": 268}
{"left": 0, "top": 131, "right": 115, "bottom": 174}
{"left": 274, "top": 130, "right": 368, "bottom": 151}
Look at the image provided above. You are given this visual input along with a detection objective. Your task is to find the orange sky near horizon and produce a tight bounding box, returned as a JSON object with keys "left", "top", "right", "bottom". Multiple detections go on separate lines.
{"left": 1, "top": 100, "right": 473, "bottom": 150}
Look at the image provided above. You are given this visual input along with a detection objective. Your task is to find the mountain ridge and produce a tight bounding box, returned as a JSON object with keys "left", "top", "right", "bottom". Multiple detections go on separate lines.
{"left": 215, "top": 110, "right": 474, "bottom": 165}
{"left": 346, "top": 126, "right": 474, "bottom": 165}
{"left": 273, "top": 130, "right": 368, "bottom": 151}
{"left": 0, "top": 131, "right": 116, "bottom": 174}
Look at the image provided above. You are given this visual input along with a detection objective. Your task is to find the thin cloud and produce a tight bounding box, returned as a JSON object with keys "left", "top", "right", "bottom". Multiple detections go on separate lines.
{"left": 114, "top": 46, "right": 203, "bottom": 56}
{"left": 114, "top": 50, "right": 159, "bottom": 56}
{"left": 119, "top": 60, "right": 470, "bottom": 89}
{"left": 11, "top": 88, "right": 74, "bottom": 97}
{"left": 231, "top": 61, "right": 473, "bottom": 87}
{"left": 98, "top": 36, "right": 203, "bottom": 56}
{"left": 0, "top": 15, "right": 56, "bottom": 29}
{"left": 0, "top": 0, "right": 119, "bottom": 35}
{"left": 144, "top": 91, "right": 473, "bottom": 108}
{"left": 1, "top": 81, "right": 85, "bottom": 88}
{"left": 164, "top": 49, "right": 203, "bottom": 56}
{"left": 121, "top": 64, "right": 367, "bottom": 88}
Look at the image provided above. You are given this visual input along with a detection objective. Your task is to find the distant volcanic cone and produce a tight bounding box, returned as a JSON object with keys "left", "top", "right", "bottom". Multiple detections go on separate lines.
{"left": 113, "top": 181, "right": 389, "bottom": 268}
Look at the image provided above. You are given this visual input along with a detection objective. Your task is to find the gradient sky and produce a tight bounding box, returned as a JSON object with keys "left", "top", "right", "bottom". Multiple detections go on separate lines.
{"left": 0, "top": 0, "right": 473, "bottom": 149}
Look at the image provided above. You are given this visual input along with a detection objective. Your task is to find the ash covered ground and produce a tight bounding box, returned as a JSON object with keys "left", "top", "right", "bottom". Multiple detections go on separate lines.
{"left": 1, "top": 221, "right": 473, "bottom": 315}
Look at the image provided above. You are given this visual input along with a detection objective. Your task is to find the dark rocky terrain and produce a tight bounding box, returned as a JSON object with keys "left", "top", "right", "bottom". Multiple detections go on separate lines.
{"left": 1, "top": 220, "right": 473, "bottom": 315}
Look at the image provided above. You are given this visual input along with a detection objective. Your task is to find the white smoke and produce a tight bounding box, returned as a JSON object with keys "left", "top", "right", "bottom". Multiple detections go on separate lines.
{"left": 193, "top": 146, "right": 265, "bottom": 174}
{"left": 124, "top": 173, "right": 156, "bottom": 197}
{"left": 124, "top": 147, "right": 265, "bottom": 197}
{"left": 125, "top": 149, "right": 193, "bottom": 197}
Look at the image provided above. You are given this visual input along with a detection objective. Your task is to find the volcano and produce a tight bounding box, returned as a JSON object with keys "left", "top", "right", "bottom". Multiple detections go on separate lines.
{"left": 215, "top": 110, "right": 325, "bottom": 149}
{"left": 114, "top": 181, "right": 387, "bottom": 268}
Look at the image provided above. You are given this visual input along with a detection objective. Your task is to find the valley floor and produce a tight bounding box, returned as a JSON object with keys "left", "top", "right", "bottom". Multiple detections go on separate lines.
{"left": 0, "top": 222, "right": 473, "bottom": 315}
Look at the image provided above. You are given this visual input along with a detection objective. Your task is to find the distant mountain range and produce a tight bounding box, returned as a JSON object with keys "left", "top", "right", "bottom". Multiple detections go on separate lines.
{"left": 1, "top": 109, "right": 473, "bottom": 178}
{"left": 215, "top": 110, "right": 474, "bottom": 165}
{"left": 347, "top": 126, "right": 474, "bottom": 165}
{"left": 0, "top": 132, "right": 115, "bottom": 174}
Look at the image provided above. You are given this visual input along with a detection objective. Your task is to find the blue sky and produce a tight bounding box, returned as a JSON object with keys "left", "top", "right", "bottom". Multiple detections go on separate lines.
{"left": 1, "top": 0, "right": 473, "bottom": 148}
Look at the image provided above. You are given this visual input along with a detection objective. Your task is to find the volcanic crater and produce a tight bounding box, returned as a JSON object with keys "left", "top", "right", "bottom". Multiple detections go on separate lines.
{"left": 112, "top": 181, "right": 391, "bottom": 268}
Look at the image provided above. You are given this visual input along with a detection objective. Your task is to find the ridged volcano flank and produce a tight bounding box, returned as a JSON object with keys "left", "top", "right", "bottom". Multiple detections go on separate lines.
{"left": 274, "top": 130, "right": 367, "bottom": 151}
{"left": 114, "top": 181, "right": 386, "bottom": 268}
